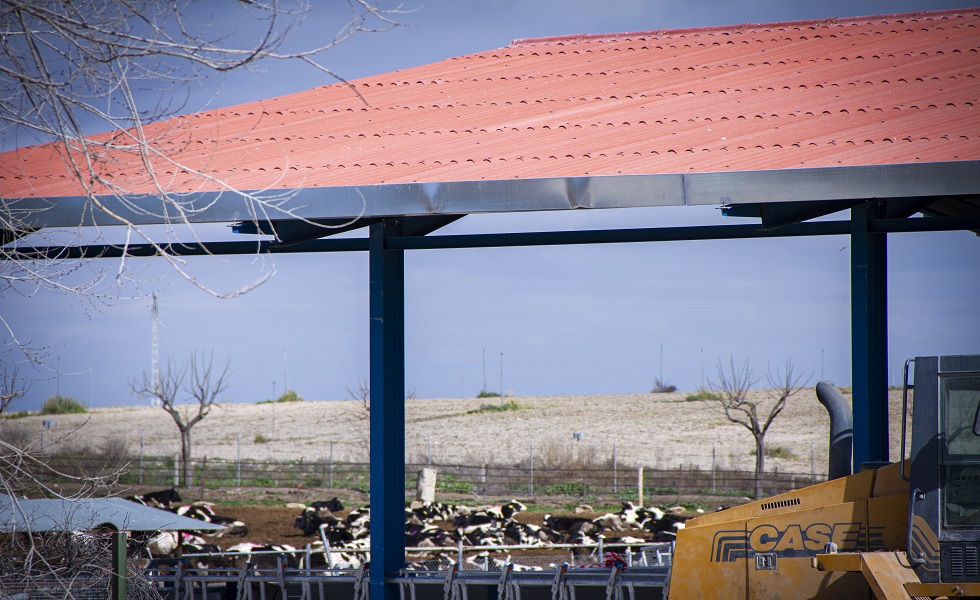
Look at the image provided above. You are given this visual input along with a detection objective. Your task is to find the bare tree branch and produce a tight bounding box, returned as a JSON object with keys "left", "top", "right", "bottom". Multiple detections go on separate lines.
{"left": 345, "top": 377, "right": 370, "bottom": 422}
{"left": 0, "top": 0, "right": 403, "bottom": 361}
{"left": 131, "top": 349, "right": 230, "bottom": 486}
{"left": 707, "top": 356, "right": 810, "bottom": 498}
{"left": 0, "top": 362, "right": 27, "bottom": 412}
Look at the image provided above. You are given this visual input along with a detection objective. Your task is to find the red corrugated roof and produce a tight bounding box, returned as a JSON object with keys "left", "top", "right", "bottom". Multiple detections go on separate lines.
{"left": 2, "top": 8, "right": 978, "bottom": 199}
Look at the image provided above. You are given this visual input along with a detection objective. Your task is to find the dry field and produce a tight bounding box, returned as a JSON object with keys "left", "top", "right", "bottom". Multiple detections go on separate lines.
{"left": 25, "top": 388, "right": 907, "bottom": 476}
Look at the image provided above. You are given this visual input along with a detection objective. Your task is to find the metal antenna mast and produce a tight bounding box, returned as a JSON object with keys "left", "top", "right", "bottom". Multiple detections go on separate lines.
{"left": 151, "top": 293, "right": 160, "bottom": 401}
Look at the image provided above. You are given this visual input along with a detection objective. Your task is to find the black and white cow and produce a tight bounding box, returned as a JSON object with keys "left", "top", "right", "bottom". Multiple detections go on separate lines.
{"left": 226, "top": 543, "right": 299, "bottom": 568}
{"left": 294, "top": 501, "right": 345, "bottom": 536}
{"left": 127, "top": 488, "right": 182, "bottom": 510}
{"left": 543, "top": 514, "right": 598, "bottom": 539}
{"left": 643, "top": 513, "right": 689, "bottom": 538}
{"left": 411, "top": 501, "right": 459, "bottom": 522}
{"left": 171, "top": 502, "right": 248, "bottom": 536}
{"left": 145, "top": 531, "right": 205, "bottom": 557}
{"left": 500, "top": 500, "right": 527, "bottom": 519}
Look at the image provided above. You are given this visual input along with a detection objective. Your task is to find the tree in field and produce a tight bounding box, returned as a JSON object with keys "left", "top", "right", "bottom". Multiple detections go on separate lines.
{"left": 345, "top": 378, "right": 371, "bottom": 458}
{"left": 707, "top": 357, "right": 809, "bottom": 499}
{"left": 0, "top": 363, "right": 25, "bottom": 413}
{"left": 0, "top": 0, "right": 400, "bottom": 362}
{"left": 132, "top": 350, "right": 230, "bottom": 486}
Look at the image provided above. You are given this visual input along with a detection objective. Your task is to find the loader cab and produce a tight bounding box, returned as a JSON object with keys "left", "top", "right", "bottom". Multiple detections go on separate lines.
{"left": 907, "top": 355, "right": 980, "bottom": 583}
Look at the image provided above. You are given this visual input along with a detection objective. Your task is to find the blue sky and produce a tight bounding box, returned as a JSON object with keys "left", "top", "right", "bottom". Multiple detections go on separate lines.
{"left": 4, "top": 0, "right": 979, "bottom": 410}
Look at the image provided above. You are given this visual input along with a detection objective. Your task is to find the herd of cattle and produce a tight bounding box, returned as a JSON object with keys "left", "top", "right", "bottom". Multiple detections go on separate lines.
{"left": 127, "top": 488, "right": 693, "bottom": 569}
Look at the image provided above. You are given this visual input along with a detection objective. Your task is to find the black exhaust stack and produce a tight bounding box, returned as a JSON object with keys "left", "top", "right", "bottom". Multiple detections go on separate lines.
{"left": 816, "top": 382, "right": 853, "bottom": 480}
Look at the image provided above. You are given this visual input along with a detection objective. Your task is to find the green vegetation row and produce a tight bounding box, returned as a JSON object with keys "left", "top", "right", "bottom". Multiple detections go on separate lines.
{"left": 30, "top": 453, "right": 823, "bottom": 503}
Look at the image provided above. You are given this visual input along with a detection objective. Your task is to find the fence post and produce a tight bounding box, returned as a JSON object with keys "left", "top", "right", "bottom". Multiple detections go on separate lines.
{"left": 298, "top": 457, "right": 304, "bottom": 488}
{"left": 638, "top": 467, "right": 644, "bottom": 507}
{"left": 237, "top": 432, "right": 242, "bottom": 487}
{"left": 139, "top": 431, "right": 145, "bottom": 485}
{"left": 613, "top": 438, "right": 618, "bottom": 495}
{"left": 711, "top": 442, "right": 716, "bottom": 495}
{"left": 173, "top": 453, "right": 178, "bottom": 488}
{"left": 529, "top": 438, "right": 534, "bottom": 498}
{"left": 427, "top": 436, "right": 432, "bottom": 466}
{"left": 483, "top": 463, "right": 489, "bottom": 503}
{"left": 201, "top": 456, "right": 207, "bottom": 488}
{"left": 329, "top": 438, "right": 335, "bottom": 489}
{"left": 111, "top": 531, "right": 127, "bottom": 600}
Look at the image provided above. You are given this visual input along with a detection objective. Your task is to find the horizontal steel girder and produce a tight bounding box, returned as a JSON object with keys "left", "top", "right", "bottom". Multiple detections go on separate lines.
{"left": 8, "top": 215, "right": 980, "bottom": 260}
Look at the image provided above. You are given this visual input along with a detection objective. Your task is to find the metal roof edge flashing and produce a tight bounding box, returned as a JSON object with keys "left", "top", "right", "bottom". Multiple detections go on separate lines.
{"left": 10, "top": 161, "right": 979, "bottom": 230}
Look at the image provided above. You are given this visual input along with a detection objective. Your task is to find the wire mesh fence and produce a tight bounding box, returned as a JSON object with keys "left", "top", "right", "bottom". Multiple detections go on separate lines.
{"left": 0, "top": 576, "right": 112, "bottom": 600}
{"left": 38, "top": 454, "right": 824, "bottom": 500}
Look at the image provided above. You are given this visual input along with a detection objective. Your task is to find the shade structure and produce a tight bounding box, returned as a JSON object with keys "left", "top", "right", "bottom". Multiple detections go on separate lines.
{"left": 0, "top": 8, "right": 977, "bottom": 234}
{"left": 0, "top": 494, "right": 225, "bottom": 533}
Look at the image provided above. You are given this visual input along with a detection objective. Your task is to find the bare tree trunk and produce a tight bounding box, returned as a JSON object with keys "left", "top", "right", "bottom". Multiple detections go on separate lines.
{"left": 707, "top": 357, "right": 808, "bottom": 500}
{"left": 181, "top": 429, "right": 192, "bottom": 487}
{"left": 754, "top": 435, "right": 765, "bottom": 499}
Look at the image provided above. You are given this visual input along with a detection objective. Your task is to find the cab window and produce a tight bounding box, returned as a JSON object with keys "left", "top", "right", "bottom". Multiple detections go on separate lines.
{"left": 941, "top": 374, "right": 980, "bottom": 528}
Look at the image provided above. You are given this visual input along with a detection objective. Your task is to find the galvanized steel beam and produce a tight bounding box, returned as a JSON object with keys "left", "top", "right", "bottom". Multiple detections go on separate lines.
{"left": 11, "top": 216, "right": 980, "bottom": 260}
{"left": 8, "top": 161, "right": 980, "bottom": 229}
{"left": 368, "top": 220, "right": 406, "bottom": 600}
{"left": 850, "top": 203, "right": 890, "bottom": 470}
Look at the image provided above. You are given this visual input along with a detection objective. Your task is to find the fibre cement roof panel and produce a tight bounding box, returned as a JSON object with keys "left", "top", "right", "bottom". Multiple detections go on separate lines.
{"left": 0, "top": 8, "right": 977, "bottom": 219}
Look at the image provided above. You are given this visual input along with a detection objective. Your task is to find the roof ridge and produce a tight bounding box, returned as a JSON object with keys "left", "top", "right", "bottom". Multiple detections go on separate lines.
{"left": 509, "top": 7, "right": 980, "bottom": 46}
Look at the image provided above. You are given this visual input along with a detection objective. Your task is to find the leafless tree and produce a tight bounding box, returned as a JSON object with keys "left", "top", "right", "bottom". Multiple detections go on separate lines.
{"left": 708, "top": 357, "right": 809, "bottom": 499}
{"left": 132, "top": 350, "right": 230, "bottom": 486}
{"left": 0, "top": 363, "right": 25, "bottom": 413}
{"left": 0, "top": 0, "right": 401, "bottom": 362}
{"left": 343, "top": 378, "right": 371, "bottom": 458}
{"left": 345, "top": 378, "right": 371, "bottom": 421}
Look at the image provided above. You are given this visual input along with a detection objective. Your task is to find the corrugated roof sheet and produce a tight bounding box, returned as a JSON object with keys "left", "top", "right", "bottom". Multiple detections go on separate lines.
{"left": 1, "top": 8, "right": 977, "bottom": 199}
{"left": 0, "top": 493, "right": 225, "bottom": 532}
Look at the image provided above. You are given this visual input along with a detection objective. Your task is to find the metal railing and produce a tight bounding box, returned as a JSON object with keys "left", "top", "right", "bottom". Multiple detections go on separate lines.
{"left": 178, "top": 540, "right": 674, "bottom": 572}
{"left": 145, "top": 556, "right": 670, "bottom": 600}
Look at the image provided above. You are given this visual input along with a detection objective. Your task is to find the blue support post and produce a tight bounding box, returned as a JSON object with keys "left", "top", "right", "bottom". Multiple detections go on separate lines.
{"left": 850, "top": 203, "right": 889, "bottom": 471}
{"left": 369, "top": 220, "right": 406, "bottom": 600}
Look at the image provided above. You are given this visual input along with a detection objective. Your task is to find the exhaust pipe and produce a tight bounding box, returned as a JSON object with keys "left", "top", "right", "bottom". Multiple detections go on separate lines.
{"left": 816, "top": 382, "right": 853, "bottom": 480}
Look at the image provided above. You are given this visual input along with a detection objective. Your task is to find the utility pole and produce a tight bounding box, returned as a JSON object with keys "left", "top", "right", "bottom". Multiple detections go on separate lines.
{"left": 499, "top": 352, "right": 504, "bottom": 396}
{"left": 482, "top": 348, "right": 486, "bottom": 393}
{"left": 151, "top": 293, "right": 160, "bottom": 397}
{"left": 283, "top": 349, "right": 288, "bottom": 393}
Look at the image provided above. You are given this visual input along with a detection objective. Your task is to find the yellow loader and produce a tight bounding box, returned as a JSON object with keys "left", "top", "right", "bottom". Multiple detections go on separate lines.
{"left": 665, "top": 355, "right": 980, "bottom": 599}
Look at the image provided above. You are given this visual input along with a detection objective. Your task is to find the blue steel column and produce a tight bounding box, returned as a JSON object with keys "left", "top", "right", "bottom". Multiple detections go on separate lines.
{"left": 369, "top": 219, "right": 405, "bottom": 600}
{"left": 850, "top": 203, "right": 889, "bottom": 471}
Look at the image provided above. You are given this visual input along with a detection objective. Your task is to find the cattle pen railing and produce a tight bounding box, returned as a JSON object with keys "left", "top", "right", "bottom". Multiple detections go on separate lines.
{"left": 180, "top": 540, "right": 675, "bottom": 572}
{"left": 144, "top": 560, "right": 671, "bottom": 600}
{"left": 38, "top": 455, "right": 825, "bottom": 500}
